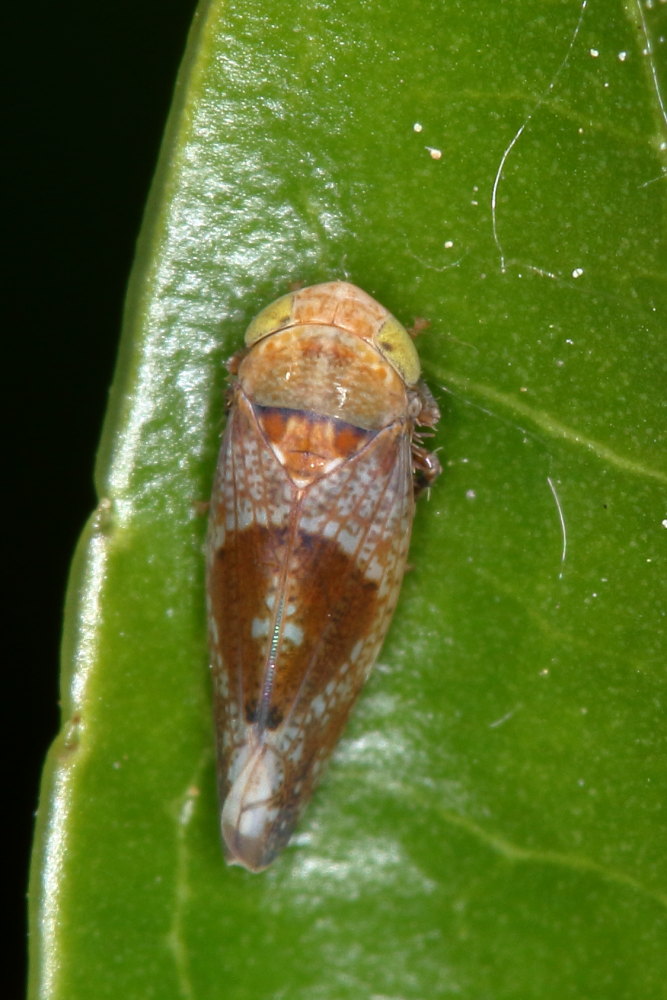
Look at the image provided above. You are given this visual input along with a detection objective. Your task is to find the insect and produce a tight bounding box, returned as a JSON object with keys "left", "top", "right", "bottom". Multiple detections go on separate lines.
{"left": 206, "top": 280, "right": 441, "bottom": 871}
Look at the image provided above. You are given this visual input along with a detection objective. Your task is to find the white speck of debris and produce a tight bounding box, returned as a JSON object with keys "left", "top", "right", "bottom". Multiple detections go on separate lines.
{"left": 618, "top": 50, "right": 628, "bottom": 61}
{"left": 590, "top": 48, "right": 599, "bottom": 58}
{"left": 426, "top": 146, "right": 442, "bottom": 160}
{"left": 566, "top": 338, "right": 574, "bottom": 344}
{"left": 489, "top": 708, "right": 516, "bottom": 729}
{"left": 572, "top": 267, "right": 584, "bottom": 278}
{"left": 519, "top": 386, "right": 528, "bottom": 392}
{"left": 180, "top": 796, "right": 195, "bottom": 825}
{"left": 466, "top": 490, "right": 477, "bottom": 500}
{"left": 413, "top": 122, "right": 423, "bottom": 133}
{"left": 661, "top": 518, "right": 667, "bottom": 529}
{"left": 547, "top": 476, "right": 568, "bottom": 579}
{"left": 444, "top": 240, "right": 454, "bottom": 249}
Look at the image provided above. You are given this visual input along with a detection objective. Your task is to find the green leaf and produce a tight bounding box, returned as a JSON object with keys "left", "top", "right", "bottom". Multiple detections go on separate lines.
{"left": 30, "top": 0, "right": 666, "bottom": 997}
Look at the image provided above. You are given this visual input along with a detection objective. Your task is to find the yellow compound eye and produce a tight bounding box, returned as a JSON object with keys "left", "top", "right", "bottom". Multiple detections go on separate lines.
{"left": 375, "top": 315, "right": 421, "bottom": 386}
{"left": 245, "top": 292, "right": 295, "bottom": 346}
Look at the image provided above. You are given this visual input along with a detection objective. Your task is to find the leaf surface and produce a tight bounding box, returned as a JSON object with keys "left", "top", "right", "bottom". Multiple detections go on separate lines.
{"left": 30, "top": 1, "right": 667, "bottom": 998}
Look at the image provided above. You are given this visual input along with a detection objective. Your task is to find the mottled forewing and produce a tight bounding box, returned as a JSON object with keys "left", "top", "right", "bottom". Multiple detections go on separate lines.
{"left": 207, "top": 390, "right": 296, "bottom": 801}
{"left": 270, "top": 418, "right": 415, "bottom": 805}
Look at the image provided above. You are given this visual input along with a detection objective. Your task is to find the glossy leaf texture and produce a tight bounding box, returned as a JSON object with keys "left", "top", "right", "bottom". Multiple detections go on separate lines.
{"left": 30, "top": 1, "right": 666, "bottom": 998}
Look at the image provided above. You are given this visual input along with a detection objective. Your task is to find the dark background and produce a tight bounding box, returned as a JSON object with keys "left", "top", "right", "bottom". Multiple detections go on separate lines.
{"left": 10, "top": 1, "right": 198, "bottom": 993}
